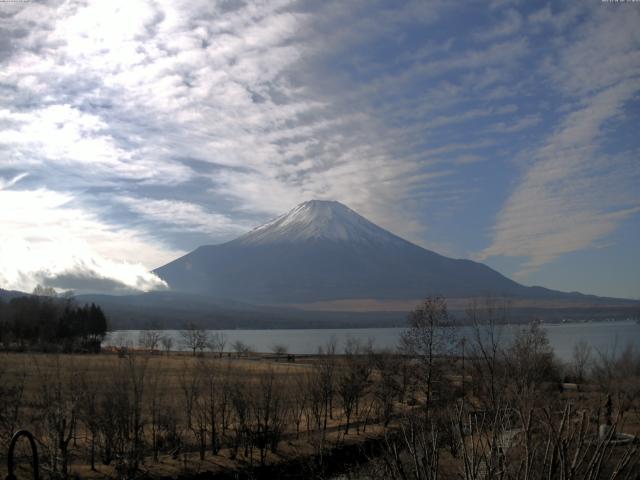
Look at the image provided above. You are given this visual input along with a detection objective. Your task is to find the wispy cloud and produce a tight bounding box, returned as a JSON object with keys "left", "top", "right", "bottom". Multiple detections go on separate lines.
{"left": 118, "top": 196, "right": 250, "bottom": 237}
{"left": 0, "top": 172, "right": 27, "bottom": 189}
{"left": 483, "top": 114, "right": 541, "bottom": 134}
{"left": 0, "top": 0, "right": 638, "bottom": 296}
{"left": 480, "top": 7, "right": 640, "bottom": 277}
{"left": 474, "top": 9, "right": 522, "bottom": 42}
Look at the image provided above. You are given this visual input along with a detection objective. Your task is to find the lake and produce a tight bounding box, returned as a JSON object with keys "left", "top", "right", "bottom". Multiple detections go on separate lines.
{"left": 104, "top": 320, "right": 640, "bottom": 362}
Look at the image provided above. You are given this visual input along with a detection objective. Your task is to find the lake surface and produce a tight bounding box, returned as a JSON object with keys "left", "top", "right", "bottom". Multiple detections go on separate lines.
{"left": 104, "top": 320, "right": 640, "bottom": 362}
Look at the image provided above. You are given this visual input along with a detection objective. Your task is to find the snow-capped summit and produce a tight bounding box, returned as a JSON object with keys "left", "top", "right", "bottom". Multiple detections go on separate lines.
{"left": 154, "top": 199, "right": 556, "bottom": 304}
{"left": 234, "top": 200, "right": 405, "bottom": 246}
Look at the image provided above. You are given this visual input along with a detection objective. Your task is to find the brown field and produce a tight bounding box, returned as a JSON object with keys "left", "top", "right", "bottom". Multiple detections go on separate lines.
{"left": 1, "top": 332, "right": 639, "bottom": 480}
{"left": 0, "top": 351, "right": 395, "bottom": 479}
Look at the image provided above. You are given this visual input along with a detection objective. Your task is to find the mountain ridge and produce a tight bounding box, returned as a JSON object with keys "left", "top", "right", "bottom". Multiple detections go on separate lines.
{"left": 153, "top": 200, "right": 613, "bottom": 305}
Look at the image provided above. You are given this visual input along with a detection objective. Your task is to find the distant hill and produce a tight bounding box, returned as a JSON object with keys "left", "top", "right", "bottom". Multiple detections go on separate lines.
{"left": 2, "top": 287, "right": 637, "bottom": 331}
{"left": 0, "top": 288, "right": 30, "bottom": 301}
{"left": 73, "top": 290, "right": 639, "bottom": 330}
{"left": 74, "top": 291, "right": 404, "bottom": 330}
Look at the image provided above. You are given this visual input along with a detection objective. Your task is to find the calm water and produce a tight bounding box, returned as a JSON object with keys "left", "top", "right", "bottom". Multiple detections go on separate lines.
{"left": 104, "top": 320, "right": 640, "bottom": 362}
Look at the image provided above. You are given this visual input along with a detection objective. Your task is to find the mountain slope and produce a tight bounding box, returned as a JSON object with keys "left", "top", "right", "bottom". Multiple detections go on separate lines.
{"left": 0, "top": 288, "right": 32, "bottom": 301}
{"left": 154, "top": 200, "right": 590, "bottom": 304}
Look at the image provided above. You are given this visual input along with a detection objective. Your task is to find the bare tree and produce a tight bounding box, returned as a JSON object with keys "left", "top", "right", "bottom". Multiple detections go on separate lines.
{"left": 371, "top": 349, "right": 402, "bottom": 426}
{"left": 34, "top": 356, "right": 79, "bottom": 478}
{"left": 250, "top": 368, "right": 287, "bottom": 464}
{"left": 112, "top": 332, "right": 133, "bottom": 357}
{"left": 229, "top": 376, "right": 250, "bottom": 460}
{"left": 216, "top": 362, "right": 233, "bottom": 438}
{"left": 378, "top": 409, "right": 441, "bottom": 480}
{"left": 181, "top": 322, "right": 209, "bottom": 356}
{"left": 95, "top": 352, "right": 149, "bottom": 475}
{"left": 290, "top": 373, "right": 308, "bottom": 438}
{"left": 452, "top": 399, "right": 511, "bottom": 480}
{"left": 505, "top": 322, "right": 558, "bottom": 401}
{"left": 78, "top": 368, "right": 101, "bottom": 471}
{"left": 178, "top": 363, "right": 203, "bottom": 464}
{"left": 532, "top": 403, "right": 640, "bottom": 480}
{"left": 570, "top": 339, "right": 592, "bottom": 384}
{"left": 271, "top": 343, "right": 288, "bottom": 360}
{"left": 124, "top": 352, "right": 148, "bottom": 473}
{"left": 317, "top": 338, "right": 338, "bottom": 429}
{"left": 466, "top": 296, "right": 508, "bottom": 410}
{"left": 592, "top": 341, "right": 640, "bottom": 416}
{"left": 305, "top": 368, "right": 325, "bottom": 433}
{"left": 195, "top": 357, "right": 225, "bottom": 456}
{"left": 232, "top": 340, "right": 251, "bottom": 357}
{"left": 146, "top": 357, "right": 165, "bottom": 462}
{"left": 160, "top": 335, "right": 174, "bottom": 354}
{"left": 208, "top": 331, "right": 227, "bottom": 358}
{"left": 138, "top": 329, "right": 162, "bottom": 353}
{"left": 0, "top": 356, "right": 25, "bottom": 450}
{"left": 96, "top": 379, "right": 118, "bottom": 466}
{"left": 179, "top": 361, "right": 199, "bottom": 434}
{"left": 401, "top": 296, "right": 455, "bottom": 409}
{"left": 337, "top": 337, "right": 372, "bottom": 434}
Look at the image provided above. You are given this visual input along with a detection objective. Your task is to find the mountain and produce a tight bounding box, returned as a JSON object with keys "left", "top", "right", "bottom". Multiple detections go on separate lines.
{"left": 2, "top": 202, "right": 636, "bottom": 329}
{"left": 154, "top": 200, "right": 596, "bottom": 305}
{"left": 0, "top": 288, "right": 31, "bottom": 301}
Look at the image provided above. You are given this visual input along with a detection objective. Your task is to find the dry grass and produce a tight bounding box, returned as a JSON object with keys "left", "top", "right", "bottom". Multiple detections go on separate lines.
{"left": 2, "top": 351, "right": 639, "bottom": 479}
{"left": 0, "top": 351, "right": 388, "bottom": 479}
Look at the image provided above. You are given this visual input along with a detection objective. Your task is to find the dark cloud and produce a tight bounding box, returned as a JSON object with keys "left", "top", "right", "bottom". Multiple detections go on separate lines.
{"left": 40, "top": 268, "right": 168, "bottom": 295}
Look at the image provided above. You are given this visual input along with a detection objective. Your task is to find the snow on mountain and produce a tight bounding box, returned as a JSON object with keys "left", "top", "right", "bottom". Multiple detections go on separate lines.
{"left": 234, "top": 200, "right": 406, "bottom": 246}
{"left": 154, "top": 199, "right": 589, "bottom": 304}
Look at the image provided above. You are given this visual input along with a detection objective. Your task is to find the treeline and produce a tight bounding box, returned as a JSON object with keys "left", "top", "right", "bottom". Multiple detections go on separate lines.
{"left": 0, "top": 288, "right": 107, "bottom": 352}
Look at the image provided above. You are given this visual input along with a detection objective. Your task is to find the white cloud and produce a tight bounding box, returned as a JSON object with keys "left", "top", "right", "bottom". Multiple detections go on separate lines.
{"left": 0, "top": 182, "right": 179, "bottom": 293}
{"left": 545, "top": 7, "right": 640, "bottom": 96}
{"left": 118, "top": 196, "right": 250, "bottom": 237}
{"left": 0, "top": 105, "right": 192, "bottom": 184}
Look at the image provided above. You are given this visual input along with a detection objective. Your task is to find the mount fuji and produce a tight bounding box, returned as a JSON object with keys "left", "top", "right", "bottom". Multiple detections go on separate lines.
{"left": 153, "top": 200, "right": 585, "bottom": 305}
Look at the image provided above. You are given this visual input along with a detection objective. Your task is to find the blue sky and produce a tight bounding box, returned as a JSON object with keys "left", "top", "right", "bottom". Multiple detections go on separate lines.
{"left": 0, "top": 0, "right": 638, "bottom": 298}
